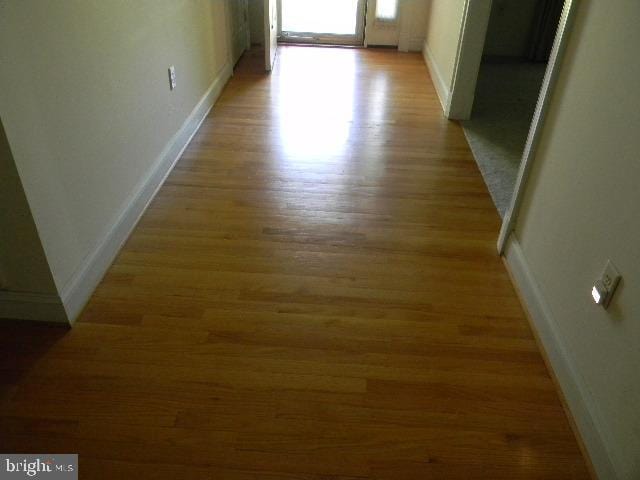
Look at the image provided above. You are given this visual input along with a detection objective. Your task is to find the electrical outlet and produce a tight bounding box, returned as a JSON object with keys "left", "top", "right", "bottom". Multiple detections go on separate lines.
{"left": 168, "top": 66, "right": 176, "bottom": 90}
{"left": 591, "top": 260, "right": 621, "bottom": 309}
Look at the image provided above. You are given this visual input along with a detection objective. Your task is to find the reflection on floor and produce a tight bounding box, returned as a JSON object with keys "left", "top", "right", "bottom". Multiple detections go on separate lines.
{"left": 462, "top": 62, "right": 547, "bottom": 217}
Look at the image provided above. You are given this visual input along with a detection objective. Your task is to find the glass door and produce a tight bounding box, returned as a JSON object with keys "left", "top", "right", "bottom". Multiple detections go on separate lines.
{"left": 365, "top": 0, "right": 400, "bottom": 47}
{"left": 279, "top": 0, "right": 366, "bottom": 46}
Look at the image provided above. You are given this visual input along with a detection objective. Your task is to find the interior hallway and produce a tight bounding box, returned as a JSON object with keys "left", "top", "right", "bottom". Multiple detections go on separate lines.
{"left": 0, "top": 46, "right": 588, "bottom": 479}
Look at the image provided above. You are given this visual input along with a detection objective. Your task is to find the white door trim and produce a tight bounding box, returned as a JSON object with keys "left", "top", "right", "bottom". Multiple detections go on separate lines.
{"left": 264, "top": 0, "right": 278, "bottom": 71}
{"left": 446, "top": 0, "right": 492, "bottom": 120}
{"left": 365, "top": 0, "right": 401, "bottom": 47}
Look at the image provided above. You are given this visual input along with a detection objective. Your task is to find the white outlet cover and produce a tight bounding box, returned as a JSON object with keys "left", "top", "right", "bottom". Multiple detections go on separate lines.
{"left": 168, "top": 66, "right": 176, "bottom": 90}
{"left": 600, "top": 260, "right": 621, "bottom": 308}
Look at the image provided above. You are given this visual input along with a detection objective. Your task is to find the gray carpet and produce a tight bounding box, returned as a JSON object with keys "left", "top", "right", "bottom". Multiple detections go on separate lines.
{"left": 462, "top": 62, "right": 546, "bottom": 217}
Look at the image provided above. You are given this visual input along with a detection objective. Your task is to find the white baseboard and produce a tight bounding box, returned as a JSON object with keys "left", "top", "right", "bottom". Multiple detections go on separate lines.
{"left": 422, "top": 41, "right": 451, "bottom": 116}
{"left": 504, "top": 236, "right": 617, "bottom": 480}
{"left": 0, "top": 291, "right": 67, "bottom": 324}
{"left": 59, "top": 62, "right": 233, "bottom": 324}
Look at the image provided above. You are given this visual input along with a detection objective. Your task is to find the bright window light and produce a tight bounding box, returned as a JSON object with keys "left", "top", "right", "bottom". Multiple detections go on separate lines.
{"left": 375, "top": 0, "right": 398, "bottom": 21}
{"left": 281, "top": 0, "right": 360, "bottom": 35}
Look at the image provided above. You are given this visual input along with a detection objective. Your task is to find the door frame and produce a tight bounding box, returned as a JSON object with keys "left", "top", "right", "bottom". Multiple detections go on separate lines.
{"left": 277, "top": 0, "right": 367, "bottom": 46}
{"left": 364, "top": 0, "right": 401, "bottom": 47}
{"left": 496, "top": 0, "right": 578, "bottom": 253}
{"left": 446, "top": 0, "right": 493, "bottom": 119}
{"left": 264, "top": 0, "right": 278, "bottom": 71}
{"left": 445, "top": 0, "right": 578, "bottom": 253}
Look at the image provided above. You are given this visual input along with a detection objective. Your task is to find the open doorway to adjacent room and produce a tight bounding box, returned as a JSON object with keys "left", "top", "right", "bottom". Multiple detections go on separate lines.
{"left": 444, "top": 0, "right": 576, "bottom": 251}
{"left": 462, "top": 0, "right": 565, "bottom": 218}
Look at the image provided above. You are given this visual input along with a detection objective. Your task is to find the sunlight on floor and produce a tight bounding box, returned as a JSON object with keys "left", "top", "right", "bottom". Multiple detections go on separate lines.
{"left": 276, "top": 48, "right": 356, "bottom": 162}
{"left": 281, "top": 0, "right": 359, "bottom": 35}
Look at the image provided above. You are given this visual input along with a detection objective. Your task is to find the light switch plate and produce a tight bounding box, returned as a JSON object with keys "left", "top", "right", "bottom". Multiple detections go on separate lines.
{"left": 168, "top": 66, "right": 176, "bottom": 90}
{"left": 599, "top": 260, "right": 621, "bottom": 308}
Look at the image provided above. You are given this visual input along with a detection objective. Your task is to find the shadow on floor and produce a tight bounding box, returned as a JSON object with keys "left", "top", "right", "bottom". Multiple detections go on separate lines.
{"left": 0, "top": 320, "right": 69, "bottom": 398}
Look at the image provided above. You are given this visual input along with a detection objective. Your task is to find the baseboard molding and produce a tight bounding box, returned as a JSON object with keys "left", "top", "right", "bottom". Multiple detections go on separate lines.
{"left": 60, "top": 62, "right": 233, "bottom": 324}
{"left": 0, "top": 290, "right": 67, "bottom": 324}
{"left": 422, "top": 41, "right": 451, "bottom": 116}
{"left": 503, "top": 236, "right": 617, "bottom": 480}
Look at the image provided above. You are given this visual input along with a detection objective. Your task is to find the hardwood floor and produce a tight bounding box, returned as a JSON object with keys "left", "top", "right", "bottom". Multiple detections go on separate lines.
{"left": 0, "top": 46, "right": 589, "bottom": 479}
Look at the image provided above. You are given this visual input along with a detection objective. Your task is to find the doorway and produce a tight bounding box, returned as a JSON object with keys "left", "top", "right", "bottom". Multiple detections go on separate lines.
{"left": 444, "top": 0, "right": 576, "bottom": 252}
{"left": 462, "top": 0, "right": 564, "bottom": 218}
{"left": 279, "top": 0, "right": 366, "bottom": 45}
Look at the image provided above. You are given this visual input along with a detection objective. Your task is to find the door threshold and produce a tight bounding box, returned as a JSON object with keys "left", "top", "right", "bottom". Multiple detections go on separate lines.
{"left": 277, "top": 41, "right": 364, "bottom": 49}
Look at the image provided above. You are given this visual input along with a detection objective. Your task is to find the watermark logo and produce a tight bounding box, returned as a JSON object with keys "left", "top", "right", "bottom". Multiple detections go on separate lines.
{"left": 1, "top": 455, "right": 77, "bottom": 479}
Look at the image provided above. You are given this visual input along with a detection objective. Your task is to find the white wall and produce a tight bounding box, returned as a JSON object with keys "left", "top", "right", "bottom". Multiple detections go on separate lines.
{"left": 248, "top": 0, "right": 265, "bottom": 45}
{"left": 0, "top": 120, "right": 57, "bottom": 296}
{"left": 228, "top": 0, "right": 250, "bottom": 63}
{"left": 421, "top": 0, "right": 467, "bottom": 112}
{"left": 0, "top": 0, "right": 231, "bottom": 322}
{"left": 510, "top": 1, "right": 640, "bottom": 478}
{"left": 398, "top": 0, "right": 430, "bottom": 52}
{"left": 483, "top": 0, "right": 538, "bottom": 58}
